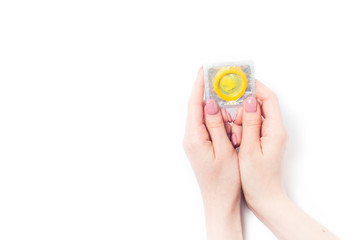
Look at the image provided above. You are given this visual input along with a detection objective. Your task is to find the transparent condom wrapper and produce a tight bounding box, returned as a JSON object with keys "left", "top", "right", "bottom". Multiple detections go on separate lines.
{"left": 204, "top": 61, "right": 255, "bottom": 108}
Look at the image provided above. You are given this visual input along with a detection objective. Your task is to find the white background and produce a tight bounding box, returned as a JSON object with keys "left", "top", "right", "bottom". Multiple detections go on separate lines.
{"left": 0, "top": 0, "right": 359, "bottom": 239}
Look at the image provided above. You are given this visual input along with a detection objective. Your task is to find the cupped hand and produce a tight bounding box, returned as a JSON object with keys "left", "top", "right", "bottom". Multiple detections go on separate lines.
{"left": 231, "top": 80, "right": 288, "bottom": 213}
{"left": 183, "top": 67, "right": 242, "bottom": 240}
{"left": 231, "top": 80, "right": 339, "bottom": 240}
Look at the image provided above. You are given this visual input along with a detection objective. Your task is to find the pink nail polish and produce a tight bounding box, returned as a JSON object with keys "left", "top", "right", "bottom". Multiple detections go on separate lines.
{"left": 198, "top": 66, "right": 203, "bottom": 74}
{"left": 227, "top": 111, "right": 232, "bottom": 122}
{"left": 245, "top": 96, "right": 257, "bottom": 113}
{"left": 231, "top": 133, "right": 238, "bottom": 146}
{"left": 205, "top": 99, "right": 219, "bottom": 115}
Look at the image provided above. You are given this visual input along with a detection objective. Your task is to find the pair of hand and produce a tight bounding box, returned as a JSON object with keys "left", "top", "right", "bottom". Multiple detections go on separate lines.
{"left": 183, "top": 67, "right": 338, "bottom": 240}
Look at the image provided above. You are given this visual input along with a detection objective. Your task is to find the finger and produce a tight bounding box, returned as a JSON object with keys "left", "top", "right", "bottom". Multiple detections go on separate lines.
{"left": 221, "top": 108, "right": 232, "bottom": 123}
{"left": 221, "top": 109, "right": 232, "bottom": 138}
{"left": 256, "top": 80, "right": 283, "bottom": 125}
{"left": 226, "top": 111, "right": 233, "bottom": 123}
{"left": 232, "top": 106, "right": 243, "bottom": 147}
{"left": 231, "top": 124, "right": 242, "bottom": 148}
{"left": 240, "top": 96, "right": 262, "bottom": 153}
{"left": 225, "top": 122, "right": 232, "bottom": 138}
{"left": 233, "top": 106, "right": 243, "bottom": 125}
{"left": 204, "top": 99, "right": 232, "bottom": 154}
{"left": 255, "top": 80, "right": 286, "bottom": 139}
{"left": 186, "top": 67, "right": 205, "bottom": 131}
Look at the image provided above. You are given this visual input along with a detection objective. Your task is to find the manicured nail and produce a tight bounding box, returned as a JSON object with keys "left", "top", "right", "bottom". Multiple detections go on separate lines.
{"left": 198, "top": 66, "right": 203, "bottom": 74}
{"left": 227, "top": 111, "right": 232, "bottom": 122}
{"left": 205, "top": 99, "right": 219, "bottom": 115}
{"left": 245, "top": 96, "right": 257, "bottom": 113}
{"left": 231, "top": 133, "right": 238, "bottom": 146}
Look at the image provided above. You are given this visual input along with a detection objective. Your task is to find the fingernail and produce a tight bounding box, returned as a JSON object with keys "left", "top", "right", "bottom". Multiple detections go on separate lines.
{"left": 198, "top": 66, "right": 203, "bottom": 74}
{"left": 227, "top": 111, "right": 232, "bottom": 122}
{"left": 231, "top": 133, "right": 238, "bottom": 146}
{"left": 245, "top": 96, "right": 257, "bottom": 113}
{"left": 205, "top": 99, "right": 219, "bottom": 115}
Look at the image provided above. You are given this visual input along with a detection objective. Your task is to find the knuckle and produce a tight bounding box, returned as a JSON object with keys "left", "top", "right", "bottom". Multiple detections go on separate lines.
{"left": 206, "top": 120, "right": 224, "bottom": 129}
{"left": 182, "top": 139, "right": 193, "bottom": 152}
{"left": 270, "top": 91, "right": 279, "bottom": 102}
{"left": 244, "top": 118, "right": 261, "bottom": 127}
{"left": 276, "top": 127, "right": 288, "bottom": 143}
{"left": 182, "top": 136, "right": 201, "bottom": 152}
{"left": 183, "top": 137, "right": 192, "bottom": 150}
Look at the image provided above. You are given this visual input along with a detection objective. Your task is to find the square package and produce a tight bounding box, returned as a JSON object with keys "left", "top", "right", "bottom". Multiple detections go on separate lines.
{"left": 204, "top": 61, "right": 255, "bottom": 108}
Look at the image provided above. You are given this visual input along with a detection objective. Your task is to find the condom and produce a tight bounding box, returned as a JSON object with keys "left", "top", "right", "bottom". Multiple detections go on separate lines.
{"left": 204, "top": 61, "right": 255, "bottom": 108}
{"left": 213, "top": 66, "right": 248, "bottom": 101}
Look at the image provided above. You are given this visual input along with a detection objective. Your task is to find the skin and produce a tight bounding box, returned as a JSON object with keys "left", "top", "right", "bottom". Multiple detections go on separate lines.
{"left": 183, "top": 67, "right": 243, "bottom": 240}
{"left": 183, "top": 67, "right": 339, "bottom": 240}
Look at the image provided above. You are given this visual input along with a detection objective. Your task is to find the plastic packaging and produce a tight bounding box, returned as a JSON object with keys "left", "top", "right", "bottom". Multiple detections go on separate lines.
{"left": 204, "top": 61, "right": 255, "bottom": 108}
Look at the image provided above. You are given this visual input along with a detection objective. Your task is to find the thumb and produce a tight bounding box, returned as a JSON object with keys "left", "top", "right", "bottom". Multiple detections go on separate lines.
{"left": 240, "top": 96, "right": 262, "bottom": 152}
{"left": 204, "top": 99, "right": 232, "bottom": 154}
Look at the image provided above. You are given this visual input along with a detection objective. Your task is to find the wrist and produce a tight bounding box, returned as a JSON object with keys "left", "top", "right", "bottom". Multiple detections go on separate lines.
{"left": 203, "top": 197, "right": 242, "bottom": 240}
{"left": 204, "top": 197, "right": 241, "bottom": 221}
{"left": 202, "top": 188, "right": 241, "bottom": 217}
{"left": 249, "top": 191, "right": 292, "bottom": 225}
{"left": 244, "top": 184, "right": 287, "bottom": 215}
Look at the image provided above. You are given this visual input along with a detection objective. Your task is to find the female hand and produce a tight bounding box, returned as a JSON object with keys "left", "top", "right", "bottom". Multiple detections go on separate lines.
{"left": 231, "top": 80, "right": 338, "bottom": 240}
{"left": 183, "top": 67, "right": 243, "bottom": 240}
{"left": 231, "top": 80, "right": 288, "bottom": 211}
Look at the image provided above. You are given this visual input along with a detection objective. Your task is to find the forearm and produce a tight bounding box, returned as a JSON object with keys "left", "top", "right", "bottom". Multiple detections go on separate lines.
{"left": 203, "top": 198, "right": 243, "bottom": 240}
{"left": 251, "top": 194, "right": 338, "bottom": 240}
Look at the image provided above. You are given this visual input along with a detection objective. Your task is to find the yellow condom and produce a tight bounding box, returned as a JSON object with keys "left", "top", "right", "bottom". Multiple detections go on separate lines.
{"left": 213, "top": 66, "right": 248, "bottom": 101}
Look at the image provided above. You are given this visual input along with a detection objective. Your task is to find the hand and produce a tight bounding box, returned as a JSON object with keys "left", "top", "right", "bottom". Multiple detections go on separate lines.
{"left": 231, "top": 80, "right": 288, "bottom": 212}
{"left": 183, "top": 67, "right": 242, "bottom": 240}
{"left": 231, "top": 80, "right": 338, "bottom": 240}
